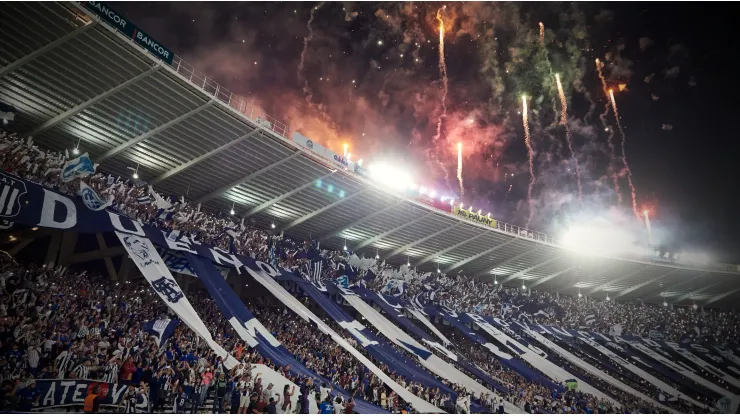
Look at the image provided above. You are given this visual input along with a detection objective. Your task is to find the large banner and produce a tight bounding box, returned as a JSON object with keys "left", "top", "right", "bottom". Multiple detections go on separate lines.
{"left": 271, "top": 272, "right": 455, "bottom": 407}
{"left": 29, "top": 379, "right": 146, "bottom": 412}
{"left": 453, "top": 206, "right": 497, "bottom": 228}
{"left": 292, "top": 132, "right": 328, "bottom": 160}
{"left": 183, "top": 252, "right": 384, "bottom": 414}
{"left": 350, "top": 286, "right": 510, "bottom": 400}
{"left": 425, "top": 306, "right": 560, "bottom": 392}
{"left": 115, "top": 232, "right": 238, "bottom": 369}
{"left": 81, "top": 1, "right": 173, "bottom": 64}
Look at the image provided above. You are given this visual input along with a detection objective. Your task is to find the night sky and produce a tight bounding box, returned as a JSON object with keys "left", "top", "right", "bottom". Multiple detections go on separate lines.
{"left": 111, "top": 2, "right": 740, "bottom": 262}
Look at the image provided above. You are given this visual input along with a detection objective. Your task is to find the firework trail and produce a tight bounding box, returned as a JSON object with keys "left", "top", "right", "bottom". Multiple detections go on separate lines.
{"left": 433, "top": 6, "right": 451, "bottom": 185}
{"left": 609, "top": 89, "right": 640, "bottom": 218}
{"left": 555, "top": 73, "right": 582, "bottom": 200}
{"left": 522, "top": 95, "right": 536, "bottom": 228}
{"left": 298, "top": 2, "right": 325, "bottom": 101}
{"left": 457, "top": 142, "right": 464, "bottom": 199}
{"left": 538, "top": 22, "right": 545, "bottom": 46}
{"left": 595, "top": 58, "right": 622, "bottom": 204}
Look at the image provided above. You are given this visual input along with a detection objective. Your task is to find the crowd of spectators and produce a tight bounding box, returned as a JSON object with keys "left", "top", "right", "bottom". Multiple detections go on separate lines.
{"left": 1, "top": 130, "right": 738, "bottom": 413}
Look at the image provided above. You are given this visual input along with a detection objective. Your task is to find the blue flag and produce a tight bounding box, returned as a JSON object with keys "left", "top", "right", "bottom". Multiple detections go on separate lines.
{"left": 143, "top": 319, "right": 179, "bottom": 347}
{"left": 78, "top": 182, "right": 111, "bottom": 211}
{"left": 61, "top": 152, "right": 95, "bottom": 182}
{"left": 336, "top": 275, "right": 349, "bottom": 288}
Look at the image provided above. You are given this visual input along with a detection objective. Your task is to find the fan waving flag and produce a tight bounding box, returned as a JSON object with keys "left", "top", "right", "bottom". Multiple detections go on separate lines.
{"left": 61, "top": 152, "right": 95, "bottom": 182}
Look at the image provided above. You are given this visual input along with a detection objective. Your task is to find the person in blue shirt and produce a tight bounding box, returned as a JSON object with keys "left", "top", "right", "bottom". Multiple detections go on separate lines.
{"left": 319, "top": 396, "right": 334, "bottom": 414}
{"left": 16, "top": 379, "right": 39, "bottom": 412}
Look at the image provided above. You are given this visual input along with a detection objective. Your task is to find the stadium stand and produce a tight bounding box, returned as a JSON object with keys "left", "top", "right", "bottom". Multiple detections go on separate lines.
{"left": 2, "top": 130, "right": 739, "bottom": 414}
{"left": 1, "top": 2, "right": 739, "bottom": 414}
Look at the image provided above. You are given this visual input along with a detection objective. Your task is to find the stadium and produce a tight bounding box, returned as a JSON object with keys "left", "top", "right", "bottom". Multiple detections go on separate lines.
{"left": 0, "top": 1, "right": 738, "bottom": 414}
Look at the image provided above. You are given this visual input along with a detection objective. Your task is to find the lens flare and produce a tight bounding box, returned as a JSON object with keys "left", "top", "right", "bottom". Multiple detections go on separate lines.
{"left": 555, "top": 73, "right": 582, "bottom": 201}
{"left": 595, "top": 58, "right": 621, "bottom": 204}
{"left": 522, "top": 95, "right": 535, "bottom": 228}
{"left": 609, "top": 89, "right": 640, "bottom": 219}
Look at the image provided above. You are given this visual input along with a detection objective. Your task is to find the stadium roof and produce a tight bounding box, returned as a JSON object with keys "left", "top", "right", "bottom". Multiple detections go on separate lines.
{"left": 2, "top": 1, "right": 740, "bottom": 308}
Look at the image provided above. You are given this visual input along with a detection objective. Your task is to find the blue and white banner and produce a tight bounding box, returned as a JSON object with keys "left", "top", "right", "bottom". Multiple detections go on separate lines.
{"left": 78, "top": 182, "right": 112, "bottom": 211}
{"left": 61, "top": 152, "right": 95, "bottom": 182}
{"left": 29, "top": 379, "right": 147, "bottom": 412}
{"left": 115, "top": 231, "right": 238, "bottom": 369}
{"left": 272, "top": 272, "right": 456, "bottom": 403}
{"left": 143, "top": 318, "right": 179, "bottom": 347}
{"left": 183, "top": 252, "right": 386, "bottom": 414}
{"left": 425, "top": 305, "right": 560, "bottom": 392}
{"left": 352, "top": 287, "right": 510, "bottom": 396}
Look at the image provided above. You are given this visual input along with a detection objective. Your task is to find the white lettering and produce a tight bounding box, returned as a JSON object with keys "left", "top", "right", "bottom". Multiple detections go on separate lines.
{"left": 43, "top": 382, "right": 56, "bottom": 407}
{"left": 108, "top": 212, "right": 145, "bottom": 236}
{"left": 162, "top": 231, "right": 196, "bottom": 253}
{"left": 111, "top": 384, "right": 128, "bottom": 404}
{"left": 60, "top": 381, "right": 76, "bottom": 400}
{"left": 72, "top": 383, "right": 87, "bottom": 403}
{"left": 210, "top": 248, "right": 243, "bottom": 270}
{"left": 39, "top": 190, "right": 77, "bottom": 229}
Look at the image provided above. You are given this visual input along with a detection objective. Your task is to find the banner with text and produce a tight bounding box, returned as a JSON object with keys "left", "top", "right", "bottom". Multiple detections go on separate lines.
{"left": 453, "top": 206, "right": 497, "bottom": 228}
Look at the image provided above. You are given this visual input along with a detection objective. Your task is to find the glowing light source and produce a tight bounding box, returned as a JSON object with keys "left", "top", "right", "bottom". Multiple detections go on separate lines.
{"left": 230, "top": 202, "right": 235, "bottom": 216}
{"left": 369, "top": 162, "right": 414, "bottom": 191}
{"left": 343, "top": 239, "right": 347, "bottom": 251}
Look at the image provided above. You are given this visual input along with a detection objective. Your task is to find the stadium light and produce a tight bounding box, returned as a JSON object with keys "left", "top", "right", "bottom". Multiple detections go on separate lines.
{"left": 692, "top": 302, "right": 698, "bottom": 309}
{"left": 578, "top": 290, "right": 582, "bottom": 298}
{"left": 436, "top": 262, "right": 440, "bottom": 273}
{"left": 375, "top": 249, "right": 379, "bottom": 259}
{"left": 521, "top": 283, "right": 526, "bottom": 290}
{"left": 605, "top": 294, "right": 610, "bottom": 301}
{"left": 271, "top": 222, "right": 276, "bottom": 229}
{"left": 369, "top": 162, "right": 414, "bottom": 191}
{"left": 343, "top": 239, "right": 347, "bottom": 251}
{"left": 663, "top": 299, "right": 668, "bottom": 307}
{"left": 230, "top": 202, "right": 235, "bottom": 216}
{"left": 407, "top": 256, "right": 410, "bottom": 267}
{"left": 493, "top": 275, "right": 498, "bottom": 285}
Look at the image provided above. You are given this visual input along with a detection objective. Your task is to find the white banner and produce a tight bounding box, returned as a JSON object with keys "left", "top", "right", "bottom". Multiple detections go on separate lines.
{"left": 115, "top": 231, "right": 238, "bottom": 369}
{"left": 242, "top": 263, "right": 444, "bottom": 414}
{"left": 293, "top": 132, "right": 327, "bottom": 160}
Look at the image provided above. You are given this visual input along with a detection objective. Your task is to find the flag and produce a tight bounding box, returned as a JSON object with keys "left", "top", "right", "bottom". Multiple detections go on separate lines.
{"left": 583, "top": 314, "right": 596, "bottom": 326}
{"left": 78, "top": 182, "right": 112, "bottom": 211}
{"left": 310, "top": 259, "right": 323, "bottom": 283}
{"left": 143, "top": 319, "right": 180, "bottom": 347}
{"left": 61, "top": 152, "right": 95, "bottom": 182}
{"left": 149, "top": 186, "right": 172, "bottom": 210}
{"left": 136, "top": 194, "right": 153, "bottom": 205}
{"left": 336, "top": 275, "right": 349, "bottom": 288}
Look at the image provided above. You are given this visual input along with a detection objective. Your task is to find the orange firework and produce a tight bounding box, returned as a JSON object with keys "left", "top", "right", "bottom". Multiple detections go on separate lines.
{"left": 596, "top": 58, "right": 621, "bottom": 204}
{"left": 432, "top": 6, "right": 450, "bottom": 185}
{"left": 555, "top": 74, "right": 582, "bottom": 200}
{"left": 538, "top": 22, "right": 545, "bottom": 46}
{"left": 609, "top": 89, "right": 640, "bottom": 219}
{"left": 457, "top": 142, "right": 464, "bottom": 199}
{"left": 522, "top": 95, "right": 535, "bottom": 228}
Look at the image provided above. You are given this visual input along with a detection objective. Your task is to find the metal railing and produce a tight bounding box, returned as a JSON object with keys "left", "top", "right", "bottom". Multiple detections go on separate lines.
{"left": 81, "top": 5, "right": 556, "bottom": 247}
{"left": 169, "top": 55, "right": 290, "bottom": 139}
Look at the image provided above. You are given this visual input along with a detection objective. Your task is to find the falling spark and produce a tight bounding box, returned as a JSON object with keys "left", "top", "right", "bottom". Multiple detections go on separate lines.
{"left": 643, "top": 210, "right": 653, "bottom": 246}
{"left": 522, "top": 95, "right": 535, "bottom": 228}
{"left": 538, "top": 22, "right": 545, "bottom": 46}
{"left": 609, "top": 89, "right": 640, "bottom": 218}
{"left": 595, "top": 58, "right": 621, "bottom": 203}
{"left": 433, "top": 7, "right": 450, "bottom": 184}
{"left": 457, "top": 142, "right": 464, "bottom": 199}
{"left": 555, "top": 74, "right": 582, "bottom": 200}
{"left": 298, "top": 2, "right": 326, "bottom": 101}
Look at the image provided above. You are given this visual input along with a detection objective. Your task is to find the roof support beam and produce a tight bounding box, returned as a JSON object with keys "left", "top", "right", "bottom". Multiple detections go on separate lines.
{"left": 587, "top": 266, "right": 649, "bottom": 295}
{"left": 318, "top": 199, "right": 404, "bottom": 242}
{"left": 655, "top": 273, "right": 705, "bottom": 298}
{"left": 501, "top": 256, "right": 561, "bottom": 284}
{"left": 386, "top": 223, "right": 461, "bottom": 260}
{"left": 673, "top": 280, "right": 728, "bottom": 303}
{"left": 704, "top": 287, "right": 740, "bottom": 306}
{"left": 0, "top": 22, "right": 96, "bottom": 79}
{"left": 614, "top": 269, "right": 681, "bottom": 299}
{"left": 281, "top": 188, "right": 369, "bottom": 232}
{"left": 26, "top": 65, "right": 161, "bottom": 137}
{"left": 353, "top": 211, "right": 436, "bottom": 251}
{"left": 530, "top": 265, "right": 577, "bottom": 288}
{"left": 241, "top": 171, "right": 334, "bottom": 218}
{"left": 98, "top": 101, "right": 212, "bottom": 162}
{"left": 153, "top": 128, "right": 262, "bottom": 185}
{"left": 196, "top": 151, "right": 300, "bottom": 204}
{"left": 444, "top": 237, "right": 520, "bottom": 274}
{"left": 473, "top": 246, "right": 543, "bottom": 277}
{"left": 414, "top": 232, "right": 488, "bottom": 268}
